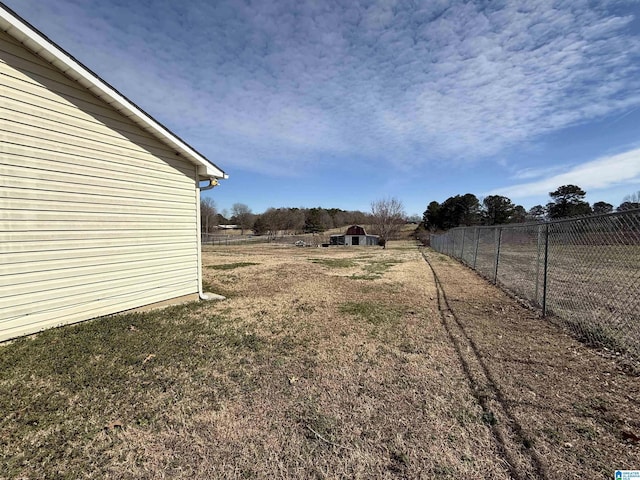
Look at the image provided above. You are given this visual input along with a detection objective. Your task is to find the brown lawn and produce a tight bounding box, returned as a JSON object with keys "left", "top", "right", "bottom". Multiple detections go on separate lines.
{"left": 0, "top": 241, "right": 638, "bottom": 479}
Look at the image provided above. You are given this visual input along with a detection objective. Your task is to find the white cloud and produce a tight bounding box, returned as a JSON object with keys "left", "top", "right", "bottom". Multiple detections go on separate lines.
{"left": 491, "top": 148, "right": 640, "bottom": 198}
{"left": 7, "top": 0, "right": 640, "bottom": 175}
{"left": 511, "top": 164, "right": 572, "bottom": 180}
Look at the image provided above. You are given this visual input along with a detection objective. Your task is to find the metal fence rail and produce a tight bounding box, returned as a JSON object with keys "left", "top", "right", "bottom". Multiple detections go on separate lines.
{"left": 430, "top": 209, "right": 640, "bottom": 359}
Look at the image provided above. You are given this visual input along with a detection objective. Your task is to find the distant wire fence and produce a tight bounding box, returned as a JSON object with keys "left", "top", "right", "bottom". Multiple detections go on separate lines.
{"left": 201, "top": 233, "right": 330, "bottom": 247}
{"left": 430, "top": 209, "right": 640, "bottom": 360}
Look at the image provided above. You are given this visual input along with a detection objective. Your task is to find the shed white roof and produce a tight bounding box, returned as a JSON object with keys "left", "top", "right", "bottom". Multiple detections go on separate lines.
{"left": 0, "top": 3, "right": 226, "bottom": 181}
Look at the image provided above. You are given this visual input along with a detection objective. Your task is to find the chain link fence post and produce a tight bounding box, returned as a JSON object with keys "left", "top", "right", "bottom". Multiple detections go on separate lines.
{"left": 541, "top": 222, "right": 549, "bottom": 317}
{"left": 473, "top": 227, "right": 479, "bottom": 269}
{"left": 534, "top": 224, "right": 542, "bottom": 305}
{"left": 493, "top": 227, "right": 502, "bottom": 284}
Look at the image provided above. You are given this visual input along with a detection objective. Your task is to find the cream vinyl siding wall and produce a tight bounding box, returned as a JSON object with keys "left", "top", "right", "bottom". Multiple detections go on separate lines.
{"left": 0, "top": 30, "right": 200, "bottom": 341}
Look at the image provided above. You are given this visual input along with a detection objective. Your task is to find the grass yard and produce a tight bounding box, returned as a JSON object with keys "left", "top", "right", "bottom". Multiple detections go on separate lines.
{"left": 473, "top": 241, "right": 640, "bottom": 358}
{"left": 1, "top": 242, "right": 638, "bottom": 479}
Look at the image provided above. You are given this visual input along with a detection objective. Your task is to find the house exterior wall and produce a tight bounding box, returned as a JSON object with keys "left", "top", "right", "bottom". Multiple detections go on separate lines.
{"left": 0, "top": 30, "right": 200, "bottom": 341}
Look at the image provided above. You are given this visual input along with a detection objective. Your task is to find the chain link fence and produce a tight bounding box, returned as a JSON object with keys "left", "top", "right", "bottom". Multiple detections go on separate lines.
{"left": 430, "top": 209, "right": 640, "bottom": 359}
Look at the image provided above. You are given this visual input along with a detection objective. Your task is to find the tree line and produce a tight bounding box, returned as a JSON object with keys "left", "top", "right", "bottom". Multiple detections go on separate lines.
{"left": 200, "top": 187, "right": 639, "bottom": 240}
{"left": 421, "top": 185, "right": 640, "bottom": 232}
{"left": 201, "top": 197, "right": 408, "bottom": 249}
{"left": 253, "top": 207, "right": 374, "bottom": 236}
{"left": 201, "top": 201, "right": 375, "bottom": 236}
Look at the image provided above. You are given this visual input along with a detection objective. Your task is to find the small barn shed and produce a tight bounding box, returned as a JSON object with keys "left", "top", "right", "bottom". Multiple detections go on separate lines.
{"left": 0, "top": 5, "right": 226, "bottom": 341}
{"left": 330, "top": 225, "right": 379, "bottom": 246}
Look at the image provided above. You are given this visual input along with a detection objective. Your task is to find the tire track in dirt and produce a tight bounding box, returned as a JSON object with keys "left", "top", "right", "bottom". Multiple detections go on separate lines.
{"left": 422, "top": 250, "right": 549, "bottom": 480}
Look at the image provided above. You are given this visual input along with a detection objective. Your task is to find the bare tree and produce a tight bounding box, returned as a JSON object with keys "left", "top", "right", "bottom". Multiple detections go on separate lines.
{"left": 259, "top": 208, "right": 284, "bottom": 239}
{"left": 283, "top": 208, "right": 305, "bottom": 234}
{"left": 617, "top": 191, "right": 640, "bottom": 211}
{"left": 623, "top": 191, "right": 640, "bottom": 203}
{"left": 370, "top": 197, "right": 406, "bottom": 249}
{"left": 200, "top": 198, "right": 217, "bottom": 236}
{"left": 345, "top": 210, "right": 370, "bottom": 226}
{"left": 231, "top": 203, "right": 254, "bottom": 235}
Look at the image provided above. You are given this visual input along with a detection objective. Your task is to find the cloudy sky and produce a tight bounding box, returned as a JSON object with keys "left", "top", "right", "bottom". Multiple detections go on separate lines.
{"left": 6, "top": 0, "right": 640, "bottom": 216}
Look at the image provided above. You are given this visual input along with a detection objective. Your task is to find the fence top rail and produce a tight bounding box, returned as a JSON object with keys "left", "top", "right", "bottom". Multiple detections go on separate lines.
{"left": 430, "top": 207, "right": 640, "bottom": 238}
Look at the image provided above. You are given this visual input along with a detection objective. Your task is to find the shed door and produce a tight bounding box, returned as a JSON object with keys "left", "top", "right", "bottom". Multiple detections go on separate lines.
{"left": 352, "top": 236, "right": 360, "bottom": 246}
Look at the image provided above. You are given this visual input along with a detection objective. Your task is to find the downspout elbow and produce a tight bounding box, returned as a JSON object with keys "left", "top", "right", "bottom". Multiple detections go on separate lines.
{"left": 199, "top": 291, "right": 226, "bottom": 301}
{"left": 200, "top": 178, "right": 219, "bottom": 191}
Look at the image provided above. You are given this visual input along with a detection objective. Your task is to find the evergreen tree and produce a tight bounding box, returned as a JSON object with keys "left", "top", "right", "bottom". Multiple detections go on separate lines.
{"left": 592, "top": 201, "right": 613, "bottom": 215}
{"left": 482, "top": 195, "right": 515, "bottom": 225}
{"left": 527, "top": 205, "right": 546, "bottom": 222}
{"left": 546, "top": 185, "right": 592, "bottom": 219}
{"left": 422, "top": 201, "right": 442, "bottom": 231}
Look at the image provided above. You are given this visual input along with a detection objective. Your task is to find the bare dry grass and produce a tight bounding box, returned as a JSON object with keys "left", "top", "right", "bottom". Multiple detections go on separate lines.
{"left": 465, "top": 236, "right": 640, "bottom": 358}
{"left": 423, "top": 250, "right": 640, "bottom": 478}
{"left": 1, "top": 242, "right": 638, "bottom": 479}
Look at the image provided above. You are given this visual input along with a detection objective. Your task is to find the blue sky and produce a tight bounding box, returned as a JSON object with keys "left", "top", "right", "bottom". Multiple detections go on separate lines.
{"left": 7, "top": 0, "right": 640, "bottom": 217}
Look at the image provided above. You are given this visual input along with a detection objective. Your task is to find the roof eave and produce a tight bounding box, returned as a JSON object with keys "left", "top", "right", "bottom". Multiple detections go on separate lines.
{"left": 0, "top": 3, "right": 226, "bottom": 181}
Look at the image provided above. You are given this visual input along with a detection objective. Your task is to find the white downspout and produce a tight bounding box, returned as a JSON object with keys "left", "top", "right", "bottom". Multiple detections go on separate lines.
{"left": 196, "top": 175, "right": 225, "bottom": 301}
